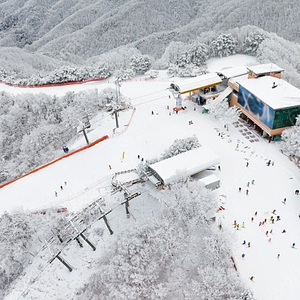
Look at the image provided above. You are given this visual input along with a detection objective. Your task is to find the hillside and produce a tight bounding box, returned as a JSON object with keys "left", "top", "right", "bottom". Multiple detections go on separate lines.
{"left": 0, "top": 0, "right": 299, "bottom": 63}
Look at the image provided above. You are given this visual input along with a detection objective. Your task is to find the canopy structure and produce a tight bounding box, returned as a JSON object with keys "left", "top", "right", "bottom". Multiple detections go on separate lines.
{"left": 211, "top": 86, "right": 233, "bottom": 102}
{"left": 217, "top": 66, "right": 248, "bottom": 79}
{"left": 176, "top": 73, "right": 222, "bottom": 94}
{"left": 148, "top": 147, "right": 220, "bottom": 186}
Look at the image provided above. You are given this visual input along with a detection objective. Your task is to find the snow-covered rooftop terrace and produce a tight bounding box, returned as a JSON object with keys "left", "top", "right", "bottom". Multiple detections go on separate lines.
{"left": 236, "top": 76, "right": 300, "bottom": 109}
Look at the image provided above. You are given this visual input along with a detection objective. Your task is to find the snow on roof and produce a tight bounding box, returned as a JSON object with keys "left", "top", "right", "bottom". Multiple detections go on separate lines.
{"left": 177, "top": 73, "right": 222, "bottom": 94}
{"left": 247, "top": 63, "right": 284, "bottom": 75}
{"left": 236, "top": 76, "right": 300, "bottom": 109}
{"left": 212, "top": 86, "right": 233, "bottom": 102}
{"left": 217, "top": 66, "right": 248, "bottom": 79}
{"left": 148, "top": 147, "right": 220, "bottom": 186}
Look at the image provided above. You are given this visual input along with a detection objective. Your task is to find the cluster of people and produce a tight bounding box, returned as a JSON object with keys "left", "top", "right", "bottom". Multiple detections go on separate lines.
{"left": 54, "top": 181, "right": 67, "bottom": 197}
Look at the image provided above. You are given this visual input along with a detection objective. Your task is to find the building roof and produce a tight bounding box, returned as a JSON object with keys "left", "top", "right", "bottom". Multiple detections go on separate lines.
{"left": 236, "top": 76, "right": 300, "bottom": 109}
{"left": 247, "top": 63, "right": 284, "bottom": 75}
{"left": 176, "top": 73, "right": 222, "bottom": 94}
{"left": 217, "top": 66, "right": 248, "bottom": 79}
{"left": 148, "top": 147, "right": 220, "bottom": 186}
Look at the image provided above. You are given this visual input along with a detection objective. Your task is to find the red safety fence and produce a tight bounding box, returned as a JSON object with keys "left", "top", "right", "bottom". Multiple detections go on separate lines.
{"left": 0, "top": 135, "right": 109, "bottom": 190}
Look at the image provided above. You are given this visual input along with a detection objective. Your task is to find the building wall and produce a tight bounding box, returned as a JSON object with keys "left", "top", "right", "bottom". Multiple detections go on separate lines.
{"left": 229, "top": 83, "right": 299, "bottom": 136}
{"left": 247, "top": 71, "right": 282, "bottom": 79}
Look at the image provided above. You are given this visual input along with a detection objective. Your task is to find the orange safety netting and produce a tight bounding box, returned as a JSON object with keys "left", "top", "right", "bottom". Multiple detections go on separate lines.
{"left": 0, "top": 135, "right": 109, "bottom": 190}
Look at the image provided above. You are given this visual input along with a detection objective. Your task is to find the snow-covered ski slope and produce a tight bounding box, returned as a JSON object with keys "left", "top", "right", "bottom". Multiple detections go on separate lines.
{"left": 2, "top": 54, "right": 300, "bottom": 300}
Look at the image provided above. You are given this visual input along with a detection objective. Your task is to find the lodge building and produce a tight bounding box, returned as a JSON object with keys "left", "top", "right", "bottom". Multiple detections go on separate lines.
{"left": 172, "top": 63, "right": 300, "bottom": 141}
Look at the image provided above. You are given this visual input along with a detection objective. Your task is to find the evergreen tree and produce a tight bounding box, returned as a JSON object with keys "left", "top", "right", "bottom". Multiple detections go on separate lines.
{"left": 281, "top": 116, "right": 300, "bottom": 167}
{"left": 130, "top": 54, "right": 152, "bottom": 74}
{"left": 210, "top": 33, "right": 237, "bottom": 57}
{"left": 244, "top": 31, "right": 265, "bottom": 55}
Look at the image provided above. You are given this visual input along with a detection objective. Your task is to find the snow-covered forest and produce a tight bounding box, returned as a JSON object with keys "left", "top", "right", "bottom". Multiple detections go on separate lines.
{"left": 0, "top": 88, "right": 118, "bottom": 182}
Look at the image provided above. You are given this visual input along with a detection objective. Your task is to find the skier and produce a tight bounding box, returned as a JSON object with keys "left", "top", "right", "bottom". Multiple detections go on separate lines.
{"left": 255, "top": 211, "right": 258, "bottom": 216}
{"left": 282, "top": 229, "right": 286, "bottom": 233}
{"left": 277, "top": 254, "right": 280, "bottom": 259}
{"left": 283, "top": 198, "right": 286, "bottom": 204}
{"left": 266, "top": 231, "right": 269, "bottom": 236}
{"left": 295, "top": 190, "right": 299, "bottom": 195}
{"left": 246, "top": 162, "right": 249, "bottom": 167}
{"left": 247, "top": 242, "right": 251, "bottom": 247}
{"left": 109, "top": 164, "right": 112, "bottom": 170}
{"left": 292, "top": 243, "right": 296, "bottom": 248}
{"left": 242, "top": 222, "right": 245, "bottom": 228}
{"left": 151, "top": 111, "right": 154, "bottom": 115}
{"left": 60, "top": 185, "right": 63, "bottom": 191}
{"left": 246, "top": 189, "right": 249, "bottom": 195}
{"left": 251, "top": 180, "right": 255, "bottom": 185}
{"left": 239, "top": 187, "right": 241, "bottom": 192}
{"left": 251, "top": 217, "right": 254, "bottom": 222}
{"left": 242, "top": 253, "right": 245, "bottom": 259}
{"left": 247, "top": 182, "right": 250, "bottom": 187}
{"left": 243, "top": 240, "right": 246, "bottom": 245}
{"left": 250, "top": 276, "right": 254, "bottom": 281}
{"left": 55, "top": 191, "right": 58, "bottom": 197}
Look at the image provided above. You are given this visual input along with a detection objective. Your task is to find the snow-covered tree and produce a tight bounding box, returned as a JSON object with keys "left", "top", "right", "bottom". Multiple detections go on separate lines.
{"left": 210, "top": 33, "right": 237, "bottom": 57}
{"left": 159, "top": 41, "right": 185, "bottom": 67}
{"left": 130, "top": 54, "right": 152, "bottom": 74}
{"left": 243, "top": 31, "right": 265, "bottom": 55}
{"left": 115, "top": 69, "right": 135, "bottom": 81}
{"left": 177, "top": 40, "right": 208, "bottom": 67}
{"left": 206, "top": 97, "right": 241, "bottom": 130}
{"left": 281, "top": 116, "right": 300, "bottom": 167}
{"left": 167, "top": 63, "right": 205, "bottom": 78}
{"left": 161, "top": 135, "right": 200, "bottom": 160}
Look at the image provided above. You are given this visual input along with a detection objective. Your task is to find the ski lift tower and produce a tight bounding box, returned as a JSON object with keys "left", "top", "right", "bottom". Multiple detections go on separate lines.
{"left": 77, "top": 119, "right": 90, "bottom": 145}
{"left": 169, "top": 83, "right": 184, "bottom": 110}
{"left": 113, "top": 79, "right": 121, "bottom": 128}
